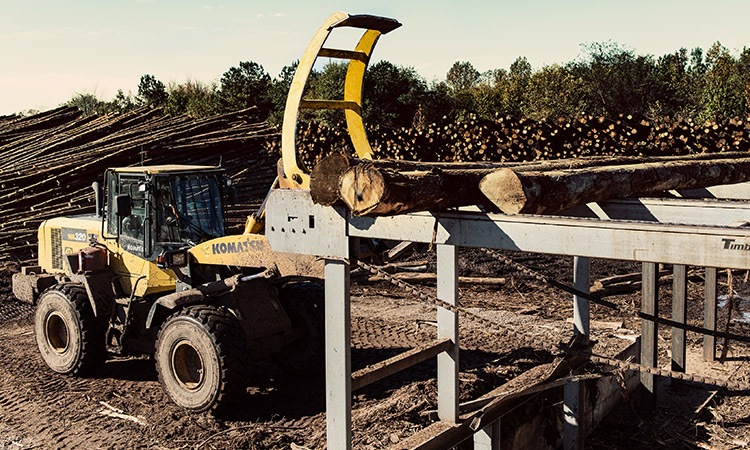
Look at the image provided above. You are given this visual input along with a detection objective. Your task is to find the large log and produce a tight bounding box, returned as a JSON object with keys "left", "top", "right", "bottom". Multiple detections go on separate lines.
{"left": 480, "top": 156, "right": 750, "bottom": 215}
{"left": 311, "top": 151, "right": 750, "bottom": 215}
{"left": 338, "top": 163, "right": 494, "bottom": 216}
{"left": 309, "top": 151, "right": 515, "bottom": 206}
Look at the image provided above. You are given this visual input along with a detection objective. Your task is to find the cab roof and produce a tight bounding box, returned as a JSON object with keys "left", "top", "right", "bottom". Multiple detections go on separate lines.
{"left": 111, "top": 165, "right": 221, "bottom": 174}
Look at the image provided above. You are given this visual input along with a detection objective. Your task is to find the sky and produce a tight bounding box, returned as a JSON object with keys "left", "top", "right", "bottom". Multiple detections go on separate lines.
{"left": 1, "top": 0, "right": 749, "bottom": 116}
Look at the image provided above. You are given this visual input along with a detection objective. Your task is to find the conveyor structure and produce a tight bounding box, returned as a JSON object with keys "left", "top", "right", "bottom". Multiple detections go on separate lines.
{"left": 266, "top": 182, "right": 750, "bottom": 449}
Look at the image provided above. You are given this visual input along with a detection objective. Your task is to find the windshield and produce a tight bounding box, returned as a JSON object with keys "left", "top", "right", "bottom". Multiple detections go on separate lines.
{"left": 154, "top": 174, "right": 225, "bottom": 245}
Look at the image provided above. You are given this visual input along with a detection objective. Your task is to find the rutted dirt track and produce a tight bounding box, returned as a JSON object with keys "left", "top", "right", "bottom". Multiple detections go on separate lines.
{"left": 3, "top": 253, "right": 750, "bottom": 449}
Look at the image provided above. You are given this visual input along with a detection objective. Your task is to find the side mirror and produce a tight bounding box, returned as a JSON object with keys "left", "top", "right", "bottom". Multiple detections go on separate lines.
{"left": 114, "top": 194, "right": 132, "bottom": 217}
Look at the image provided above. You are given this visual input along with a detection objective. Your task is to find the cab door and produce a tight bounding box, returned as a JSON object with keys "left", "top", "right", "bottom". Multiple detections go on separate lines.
{"left": 104, "top": 171, "right": 174, "bottom": 297}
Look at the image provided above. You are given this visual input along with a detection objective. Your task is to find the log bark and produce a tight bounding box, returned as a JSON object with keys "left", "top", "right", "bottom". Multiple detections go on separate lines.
{"left": 480, "top": 157, "right": 750, "bottom": 215}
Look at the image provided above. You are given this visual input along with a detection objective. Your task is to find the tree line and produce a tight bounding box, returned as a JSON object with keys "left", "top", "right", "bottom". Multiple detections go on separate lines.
{"left": 66, "top": 41, "right": 750, "bottom": 128}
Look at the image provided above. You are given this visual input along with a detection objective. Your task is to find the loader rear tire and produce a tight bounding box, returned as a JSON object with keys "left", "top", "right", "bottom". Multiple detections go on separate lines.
{"left": 155, "top": 305, "right": 247, "bottom": 413}
{"left": 273, "top": 282, "right": 325, "bottom": 375}
{"left": 34, "top": 284, "right": 105, "bottom": 376}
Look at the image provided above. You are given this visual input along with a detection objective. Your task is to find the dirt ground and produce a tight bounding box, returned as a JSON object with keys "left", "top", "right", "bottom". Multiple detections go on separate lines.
{"left": 2, "top": 249, "right": 750, "bottom": 450}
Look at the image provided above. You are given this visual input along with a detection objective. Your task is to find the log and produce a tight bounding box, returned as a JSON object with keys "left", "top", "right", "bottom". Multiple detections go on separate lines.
{"left": 309, "top": 152, "right": 515, "bottom": 206}
{"left": 338, "top": 162, "right": 493, "bottom": 216}
{"left": 311, "top": 151, "right": 750, "bottom": 214}
{"left": 366, "top": 272, "right": 505, "bottom": 285}
{"left": 480, "top": 156, "right": 750, "bottom": 215}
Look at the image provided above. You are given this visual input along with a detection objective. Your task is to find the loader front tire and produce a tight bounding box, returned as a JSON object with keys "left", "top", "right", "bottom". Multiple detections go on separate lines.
{"left": 155, "top": 305, "right": 247, "bottom": 413}
{"left": 34, "top": 284, "right": 105, "bottom": 376}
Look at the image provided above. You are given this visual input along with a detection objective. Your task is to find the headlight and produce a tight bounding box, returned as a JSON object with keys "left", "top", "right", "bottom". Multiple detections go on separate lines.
{"left": 163, "top": 250, "right": 188, "bottom": 268}
{"left": 171, "top": 252, "right": 186, "bottom": 266}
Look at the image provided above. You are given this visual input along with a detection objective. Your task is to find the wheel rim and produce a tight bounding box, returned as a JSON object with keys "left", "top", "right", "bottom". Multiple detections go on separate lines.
{"left": 171, "top": 340, "right": 204, "bottom": 391}
{"left": 45, "top": 312, "right": 69, "bottom": 353}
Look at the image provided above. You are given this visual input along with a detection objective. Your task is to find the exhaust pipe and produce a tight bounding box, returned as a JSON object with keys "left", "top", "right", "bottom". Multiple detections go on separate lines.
{"left": 92, "top": 181, "right": 103, "bottom": 217}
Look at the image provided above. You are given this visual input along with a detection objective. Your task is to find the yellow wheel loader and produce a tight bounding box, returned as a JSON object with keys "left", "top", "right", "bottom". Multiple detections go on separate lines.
{"left": 12, "top": 12, "right": 400, "bottom": 413}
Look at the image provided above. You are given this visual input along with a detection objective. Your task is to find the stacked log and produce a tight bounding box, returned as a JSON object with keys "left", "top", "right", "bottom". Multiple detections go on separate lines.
{"left": 0, "top": 106, "right": 279, "bottom": 262}
{"left": 271, "top": 114, "right": 750, "bottom": 165}
{"left": 5, "top": 105, "right": 750, "bottom": 259}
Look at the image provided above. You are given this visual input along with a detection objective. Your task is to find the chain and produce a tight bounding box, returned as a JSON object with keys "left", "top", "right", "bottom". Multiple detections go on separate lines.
{"left": 357, "top": 260, "right": 550, "bottom": 351}
{"left": 478, "top": 248, "right": 619, "bottom": 309}
{"left": 357, "top": 259, "right": 750, "bottom": 391}
{"left": 581, "top": 351, "right": 750, "bottom": 390}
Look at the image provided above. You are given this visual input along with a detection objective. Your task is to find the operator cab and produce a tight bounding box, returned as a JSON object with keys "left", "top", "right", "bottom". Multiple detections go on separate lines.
{"left": 103, "top": 165, "right": 231, "bottom": 260}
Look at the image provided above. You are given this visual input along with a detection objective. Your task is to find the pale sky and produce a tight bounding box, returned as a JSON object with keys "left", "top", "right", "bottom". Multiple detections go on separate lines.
{"left": 1, "top": 0, "right": 748, "bottom": 116}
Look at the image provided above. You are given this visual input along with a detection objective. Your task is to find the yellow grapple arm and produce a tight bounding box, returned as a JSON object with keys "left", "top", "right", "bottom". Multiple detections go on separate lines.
{"left": 279, "top": 11, "right": 401, "bottom": 189}
{"left": 244, "top": 12, "right": 401, "bottom": 233}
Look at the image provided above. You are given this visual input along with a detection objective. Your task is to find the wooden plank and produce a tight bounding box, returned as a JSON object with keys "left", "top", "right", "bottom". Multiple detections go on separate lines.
{"left": 386, "top": 241, "right": 416, "bottom": 262}
{"left": 351, "top": 338, "right": 452, "bottom": 391}
{"left": 366, "top": 272, "right": 506, "bottom": 285}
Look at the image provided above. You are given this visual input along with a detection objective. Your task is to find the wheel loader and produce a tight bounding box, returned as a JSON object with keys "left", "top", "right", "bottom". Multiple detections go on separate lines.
{"left": 11, "top": 11, "right": 401, "bottom": 413}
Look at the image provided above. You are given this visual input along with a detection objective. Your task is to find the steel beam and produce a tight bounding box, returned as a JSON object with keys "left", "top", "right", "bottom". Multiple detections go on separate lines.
{"left": 564, "top": 381, "right": 585, "bottom": 450}
{"left": 704, "top": 267, "right": 718, "bottom": 361}
{"left": 349, "top": 209, "right": 750, "bottom": 270}
{"left": 572, "top": 256, "right": 590, "bottom": 338}
{"left": 325, "top": 258, "right": 351, "bottom": 450}
{"left": 473, "top": 421, "right": 500, "bottom": 450}
{"left": 564, "top": 196, "right": 750, "bottom": 226}
{"left": 565, "top": 256, "right": 589, "bottom": 450}
{"left": 671, "top": 264, "right": 687, "bottom": 387}
{"left": 437, "top": 244, "right": 459, "bottom": 423}
{"left": 640, "top": 262, "right": 658, "bottom": 416}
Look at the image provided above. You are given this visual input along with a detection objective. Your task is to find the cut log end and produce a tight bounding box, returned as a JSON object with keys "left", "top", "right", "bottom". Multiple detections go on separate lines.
{"left": 309, "top": 152, "right": 354, "bottom": 206}
{"left": 479, "top": 168, "right": 529, "bottom": 214}
{"left": 339, "top": 164, "right": 386, "bottom": 215}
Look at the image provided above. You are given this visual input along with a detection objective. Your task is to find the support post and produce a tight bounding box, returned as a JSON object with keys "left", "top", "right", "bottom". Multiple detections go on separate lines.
{"left": 572, "top": 256, "right": 591, "bottom": 338}
{"left": 325, "top": 257, "right": 351, "bottom": 450}
{"left": 437, "top": 244, "right": 459, "bottom": 423}
{"left": 640, "top": 262, "right": 658, "bottom": 415}
{"left": 671, "top": 264, "right": 687, "bottom": 387}
{"left": 704, "top": 267, "right": 718, "bottom": 362}
{"left": 565, "top": 256, "right": 589, "bottom": 450}
{"left": 473, "top": 420, "right": 500, "bottom": 450}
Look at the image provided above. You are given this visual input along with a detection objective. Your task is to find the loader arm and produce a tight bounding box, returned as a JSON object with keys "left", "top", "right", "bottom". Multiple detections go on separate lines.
{"left": 279, "top": 11, "right": 401, "bottom": 189}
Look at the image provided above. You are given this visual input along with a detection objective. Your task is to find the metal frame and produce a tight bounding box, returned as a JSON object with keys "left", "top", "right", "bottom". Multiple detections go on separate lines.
{"left": 266, "top": 187, "right": 750, "bottom": 449}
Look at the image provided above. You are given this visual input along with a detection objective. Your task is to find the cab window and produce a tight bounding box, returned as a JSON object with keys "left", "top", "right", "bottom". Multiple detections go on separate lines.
{"left": 106, "top": 172, "right": 147, "bottom": 258}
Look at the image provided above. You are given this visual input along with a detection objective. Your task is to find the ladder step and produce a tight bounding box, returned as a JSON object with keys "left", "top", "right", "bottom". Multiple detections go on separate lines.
{"left": 318, "top": 48, "right": 369, "bottom": 62}
{"left": 300, "top": 100, "right": 361, "bottom": 114}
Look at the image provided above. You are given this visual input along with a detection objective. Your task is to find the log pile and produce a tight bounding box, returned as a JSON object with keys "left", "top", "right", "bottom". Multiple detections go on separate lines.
{"left": 302, "top": 113, "right": 750, "bottom": 217}
{"left": 4, "top": 105, "right": 750, "bottom": 259}
{"left": 270, "top": 114, "right": 750, "bottom": 166}
{"left": 0, "top": 106, "right": 279, "bottom": 262}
